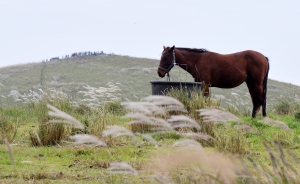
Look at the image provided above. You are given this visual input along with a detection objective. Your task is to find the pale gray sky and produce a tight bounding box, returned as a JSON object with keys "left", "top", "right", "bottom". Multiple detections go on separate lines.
{"left": 1, "top": 1, "right": 300, "bottom": 85}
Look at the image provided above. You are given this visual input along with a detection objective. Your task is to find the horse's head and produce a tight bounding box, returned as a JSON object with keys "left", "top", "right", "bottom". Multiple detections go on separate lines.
{"left": 157, "top": 45, "right": 175, "bottom": 78}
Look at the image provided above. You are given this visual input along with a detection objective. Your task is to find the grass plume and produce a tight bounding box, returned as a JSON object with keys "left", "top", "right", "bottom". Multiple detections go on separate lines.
{"left": 70, "top": 134, "right": 106, "bottom": 147}
{"left": 102, "top": 125, "right": 136, "bottom": 138}
{"left": 108, "top": 162, "right": 138, "bottom": 176}
{"left": 168, "top": 115, "right": 201, "bottom": 130}
{"left": 142, "top": 95, "right": 186, "bottom": 112}
{"left": 47, "top": 104, "right": 84, "bottom": 129}
{"left": 198, "top": 108, "right": 242, "bottom": 124}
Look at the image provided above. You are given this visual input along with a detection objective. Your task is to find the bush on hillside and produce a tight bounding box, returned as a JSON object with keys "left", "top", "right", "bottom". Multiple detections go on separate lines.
{"left": 275, "top": 101, "right": 291, "bottom": 115}
{"left": 167, "top": 88, "right": 220, "bottom": 118}
{"left": 29, "top": 123, "right": 65, "bottom": 146}
{"left": 104, "top": 101, "right": 126, "bottom": 115}
{"left": 295, "top": 111, "right": 300, "bottom": 121}
{"left": 274, "top": 99, "right": 300, "bottom": 115}
{"left": 0, "top": 113, "right": 18, "bottom": 143}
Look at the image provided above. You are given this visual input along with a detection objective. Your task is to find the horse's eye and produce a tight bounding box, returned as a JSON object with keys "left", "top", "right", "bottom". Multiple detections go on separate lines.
{"left": 163, "top": 56, "right": 167, "bottom": 60}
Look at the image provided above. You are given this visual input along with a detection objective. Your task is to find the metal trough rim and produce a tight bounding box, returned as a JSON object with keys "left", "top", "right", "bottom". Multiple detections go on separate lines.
{"left": 150, "top": 80, "right": 202, "bottom": 85}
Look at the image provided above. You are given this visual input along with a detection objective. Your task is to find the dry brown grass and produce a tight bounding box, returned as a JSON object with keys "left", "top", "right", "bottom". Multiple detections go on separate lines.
{"left": 145, "top": 146, "right": 244, "bottom": 184}
{"left": 144, "top": 139, "right": 300, "bottom": 184}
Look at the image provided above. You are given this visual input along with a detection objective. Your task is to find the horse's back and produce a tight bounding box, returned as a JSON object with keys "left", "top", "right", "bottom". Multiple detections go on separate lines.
{"left": 205, "top": 50, "right": 267, "bottom": 71}
{"left": 196, "top": 50, "right": 268, "bottom": 88}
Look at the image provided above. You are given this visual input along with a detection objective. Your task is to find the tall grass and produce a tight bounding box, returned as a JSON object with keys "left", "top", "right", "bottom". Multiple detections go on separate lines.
{"left": 167, "top": 88, "right": 220, "bottom": 119}
{"left": 0, "top": 108, "right": 18, "bottom": 165}
{"left": 148, "top": 140, "right": 300, "bottom": 184}
{"left": 1, "top": 84, "right": 300, "bottom": 183}
{"left": 275, "top": 99, "right": 300, "bottom": 115}
{"left": 4, "top": 85, "right": 123, "bottom": 146}
{"left": 29, "top": 123, "right": 65, "bottom": 146}
{"left": 0, "top": 113, "right": 18, "bottom": 143}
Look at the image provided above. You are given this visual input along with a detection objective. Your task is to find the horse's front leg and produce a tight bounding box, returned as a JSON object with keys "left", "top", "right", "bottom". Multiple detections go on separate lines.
{"left": 201, "top": 82, "right": 210, "bottom": 97}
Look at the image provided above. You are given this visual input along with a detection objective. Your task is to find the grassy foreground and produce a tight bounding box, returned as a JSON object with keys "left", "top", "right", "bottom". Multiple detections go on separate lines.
{"left": 1, "top": 87, "right": 300, "bottom": 184}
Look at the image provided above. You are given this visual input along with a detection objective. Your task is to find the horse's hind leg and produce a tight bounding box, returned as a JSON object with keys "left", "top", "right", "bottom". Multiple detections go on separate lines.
{"left": 246, "top": 82, "right": 262, "bottom": 118}
{"left": 262, "top": 98, "right": 267, "bottom": 117}
{"left": 253, "top": 83, "right": 266, "bottom": 117}
{"left": 262, "top": 83, "right": 267, "bottom": 117}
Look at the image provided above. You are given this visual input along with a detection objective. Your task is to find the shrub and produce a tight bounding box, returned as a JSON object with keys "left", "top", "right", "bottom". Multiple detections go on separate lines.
{"left": 213, "top": 125, "right": 248, "bottom": 154}
{"left": 28, "top": 98, "right": 76, "bottom": 146}
{"left": 167, "top": 88, "right": 220, "bottom": 138}
{"left": 29, "top": 123, "right": 65, "bottom": 146}
{"left": 0, "top": 113, "right": 18, "bottom": 143}
{"left": 274, "top": 97, "right": 300, "bottom": 115}
{"left": 75, "top": 104, "right": 92, "bottom": 115}
{"left": 167, "top": 88, "right": 220, "bottom": 119}
{"left": 104, "top": 101, "right": 125, "bottom": 115}
{"left": 275, "top": 101, "right": 291, "bottom": 115}
{"left": 295, "top": 111, "right": 300, "bottom": 121}
{"left": 83, "top": 114, "right": 107, "bottom": 137}
{"left": 226, "top": 105, "right": 251, "bottom": 117}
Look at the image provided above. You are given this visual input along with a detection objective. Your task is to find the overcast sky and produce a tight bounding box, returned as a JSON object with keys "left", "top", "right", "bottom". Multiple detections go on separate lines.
{"left": 1, "top": 1, "right": 300, "bottom": 86}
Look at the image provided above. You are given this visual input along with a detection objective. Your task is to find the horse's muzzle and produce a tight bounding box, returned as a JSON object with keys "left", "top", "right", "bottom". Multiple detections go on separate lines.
{"left": 157, "top": 69, "right": 166, "bottom": 78}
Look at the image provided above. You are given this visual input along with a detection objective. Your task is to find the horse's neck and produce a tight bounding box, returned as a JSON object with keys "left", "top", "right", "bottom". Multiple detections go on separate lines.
{"left": 176, "top": 51, "right": 196, "bottom": 72}
{"left": 175, "top": 50, "right": 201, "bottom": 80}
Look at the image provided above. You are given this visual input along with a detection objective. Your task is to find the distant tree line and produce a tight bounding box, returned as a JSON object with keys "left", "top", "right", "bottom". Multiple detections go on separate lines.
{"left": 43, "top": 51, "right": 116, "bottom": 62}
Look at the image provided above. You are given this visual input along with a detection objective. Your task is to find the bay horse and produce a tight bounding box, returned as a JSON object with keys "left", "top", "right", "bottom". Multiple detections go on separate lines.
{"left": 157, "top": 46, "right": 269, "bottom": 118}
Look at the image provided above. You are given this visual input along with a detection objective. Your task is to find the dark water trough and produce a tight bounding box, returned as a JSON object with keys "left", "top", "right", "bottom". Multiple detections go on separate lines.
{"left": 150, "top": 81, "right": 202, "bottom": 96}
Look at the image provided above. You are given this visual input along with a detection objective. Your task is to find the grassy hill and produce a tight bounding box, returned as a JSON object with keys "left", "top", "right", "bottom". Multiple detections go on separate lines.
{"left": 1, "top": 55, "right": 300, "bottom": 183}
{"left": 1, "top": 54, "right": 300, "bottom": 112}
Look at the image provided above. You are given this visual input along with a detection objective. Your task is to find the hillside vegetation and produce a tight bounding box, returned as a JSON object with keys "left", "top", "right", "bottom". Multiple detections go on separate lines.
{"left": 1, "top": 55, "right": 300, "bottom": 183}
{"left": 0, "top": 55, "right": 300, "bottom": 112}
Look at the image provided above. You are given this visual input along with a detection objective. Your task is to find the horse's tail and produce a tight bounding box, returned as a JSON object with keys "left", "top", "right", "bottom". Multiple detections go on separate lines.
{"left": 262, "top": 57, "right": 269, "bottom": 117}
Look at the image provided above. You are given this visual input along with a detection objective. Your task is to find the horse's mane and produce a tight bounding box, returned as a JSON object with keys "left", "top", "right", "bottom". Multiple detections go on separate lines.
{"left": 176, "top": 47, "right": 209, "bottom": 53}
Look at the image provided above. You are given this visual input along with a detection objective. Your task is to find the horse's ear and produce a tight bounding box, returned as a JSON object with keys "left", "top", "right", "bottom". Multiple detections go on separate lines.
{"left": 163, "top": 46, "right": 166, "bottom": 50}
{"left": 171, "top": 45, "right": 175, "bottom": 50}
